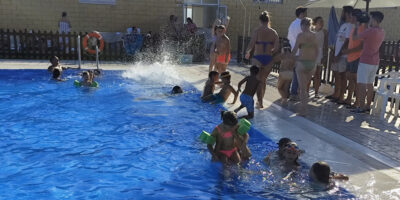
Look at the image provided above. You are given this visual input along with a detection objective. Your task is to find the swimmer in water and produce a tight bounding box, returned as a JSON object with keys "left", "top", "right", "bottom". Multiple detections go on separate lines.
{"left": 48, "top": 56, "right": 76, "bottom": 73}
{"left": 52, "top": 67, "right": 65, "bottom": 81}
{"left": 207, "top": 111, "right": 241, "bottom": 164}
{"left": 171, "top": 85, "right": 183, "bottom": 94}
{"left": 309, "top": 161, "right": 349, "bottom": 185}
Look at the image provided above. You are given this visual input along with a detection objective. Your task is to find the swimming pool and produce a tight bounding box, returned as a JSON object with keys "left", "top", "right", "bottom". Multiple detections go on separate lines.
{"left": 0, "top": 69, "right": 355, "bottom": 199}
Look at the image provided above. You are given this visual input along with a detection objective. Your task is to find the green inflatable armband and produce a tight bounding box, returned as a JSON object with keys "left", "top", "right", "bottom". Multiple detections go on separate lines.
{"left": 91, "top": 81, "right": 99, "bottom": 88}
{"left": 237, "top": 118, "right": 251, "bottom": 136}
{"left": 200, "top": 131, "right": 215, "bottom": 145}
{"left": 74, "top": 80, "right": 81, "bottom": 87}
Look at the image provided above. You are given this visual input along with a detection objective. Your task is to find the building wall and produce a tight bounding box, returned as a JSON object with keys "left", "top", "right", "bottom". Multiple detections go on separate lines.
{"left": 0, "top": 0, "right": 399, "bottom": 52}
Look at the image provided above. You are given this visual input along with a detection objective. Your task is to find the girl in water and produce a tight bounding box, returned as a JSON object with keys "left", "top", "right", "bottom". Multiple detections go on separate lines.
{"left": 291, "top": 18, "right": 318, "bottom": 116}
{"left": 245, "top": 11, "right": 280, "bottom": 109}
{"left": 312, "top": 17, "right": 328, "bottom": 98}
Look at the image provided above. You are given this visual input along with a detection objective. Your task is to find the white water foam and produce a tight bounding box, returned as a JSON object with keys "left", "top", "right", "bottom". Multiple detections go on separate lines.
{"left": 122, "top": 61, "right": 182, "bottom": 86}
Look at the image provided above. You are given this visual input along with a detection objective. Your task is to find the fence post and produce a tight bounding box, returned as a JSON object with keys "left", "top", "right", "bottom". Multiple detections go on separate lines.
{"left": 77, "top": 35, "right": 81, "bottom": 69}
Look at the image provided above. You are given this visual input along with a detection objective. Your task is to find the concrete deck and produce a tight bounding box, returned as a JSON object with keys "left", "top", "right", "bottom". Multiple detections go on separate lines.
{"left": 1, "top": 59, "right": 400, "bottom": 199}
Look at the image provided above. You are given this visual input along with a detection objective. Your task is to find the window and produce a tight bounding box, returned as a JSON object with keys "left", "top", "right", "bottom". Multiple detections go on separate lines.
{"left": 253, "top": 0, "right": 283, "bottom": 4}
{"left": 79, "top": 0, "right": 116, "bottom": 5}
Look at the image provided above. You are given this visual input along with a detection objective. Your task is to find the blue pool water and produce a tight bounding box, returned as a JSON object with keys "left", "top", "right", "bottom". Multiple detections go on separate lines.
{"left": 0, "top": 69, "right": 355, "bottom": 199}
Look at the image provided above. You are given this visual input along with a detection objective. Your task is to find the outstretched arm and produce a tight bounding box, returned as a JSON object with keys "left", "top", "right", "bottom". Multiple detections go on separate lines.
{"left": 229, "top": 85, "right": 238, "bottom": 104}
{"left": 237, "top": 77, "right": 248, "bottom": 93}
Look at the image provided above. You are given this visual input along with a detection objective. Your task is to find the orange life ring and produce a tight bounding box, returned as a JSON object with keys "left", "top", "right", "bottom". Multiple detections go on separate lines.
{"left": 82, "top": 31, "right": 105, "bottom": 54}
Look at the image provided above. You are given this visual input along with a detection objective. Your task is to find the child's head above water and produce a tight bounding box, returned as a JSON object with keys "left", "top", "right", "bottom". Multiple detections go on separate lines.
{"left": 277, "top": 137, "right": 292, "bottom": 150}
{"left": 281, "top": 141, "right": 301, "bottom": 164}
{"left": 52, "top": 68, "right": 61, "bottom": 79}
{"left": 50, "top": 56, "right": 59, "bottom": 66}
{"left": 250, "top": 65, "right": 259, "bottom": 76}
{"left": 171, "top": 86, "right": 183, "bottom": 94}
{"left": 82, "top": 71, "right": 90, "bottom": 81}
{"left": 208, "top": 71, "right": 219, "bottom": 82}
{"left": 310, "top": 161, "right": 331, "bottom": 184}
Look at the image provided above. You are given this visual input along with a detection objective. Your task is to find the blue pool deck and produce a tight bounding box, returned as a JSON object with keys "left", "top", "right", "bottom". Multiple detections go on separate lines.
{"left": 1, "top": 59, "right": 400, "bottom": 199}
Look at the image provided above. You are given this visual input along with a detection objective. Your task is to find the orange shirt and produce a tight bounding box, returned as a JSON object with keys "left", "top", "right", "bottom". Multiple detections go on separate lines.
{"left": 347, "top": 24, "right": 365, "bottom": 62}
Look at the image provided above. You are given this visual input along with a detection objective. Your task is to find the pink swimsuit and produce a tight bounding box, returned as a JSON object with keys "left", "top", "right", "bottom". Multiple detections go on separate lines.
{"left": 216, "top": 126, "right": 237, "bottom": 158}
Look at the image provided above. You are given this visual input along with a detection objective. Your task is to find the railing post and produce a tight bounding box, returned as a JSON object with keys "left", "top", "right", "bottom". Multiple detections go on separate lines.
{"left": 77, "top": 35, "right": 81, "bottom": 69}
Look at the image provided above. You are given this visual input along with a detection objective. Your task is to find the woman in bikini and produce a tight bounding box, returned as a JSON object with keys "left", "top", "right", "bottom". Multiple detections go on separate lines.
{"left": 207, "top": 111, "right": 241, "bottom": 164}
{"left": 245, "top": 11, "right": 280, "bottom": 109}
{"left": 291, "top": 18, "right": 318, "bottom": 116}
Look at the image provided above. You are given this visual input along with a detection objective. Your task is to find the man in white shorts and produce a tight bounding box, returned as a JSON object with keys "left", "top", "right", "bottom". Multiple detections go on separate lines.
{"left": 327, "top": 6, "right": 353, "bottom": 104}
{"left": 352, "top": 11, "right": 385, "bottom": 113}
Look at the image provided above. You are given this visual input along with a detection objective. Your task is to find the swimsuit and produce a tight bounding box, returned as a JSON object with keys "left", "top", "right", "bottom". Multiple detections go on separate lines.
{"left": 240, "top": 94, "right": 254, "bottom": 113}
{"left": 253, "top": 41, "right": 274, "bottom": 66}
{"left": 298, "top": 60, "right": 316, "bottom": 72}
{"left": 216, "top": 126, "right": 237, "bottom": 158}
{"left": 216, "top": 54, "right": 231, "bottom": 64}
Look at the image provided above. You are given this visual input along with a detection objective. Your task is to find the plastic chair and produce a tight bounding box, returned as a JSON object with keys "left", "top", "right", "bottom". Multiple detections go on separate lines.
{"left": 371, "top": 77, "right": 399, "bottom": 119}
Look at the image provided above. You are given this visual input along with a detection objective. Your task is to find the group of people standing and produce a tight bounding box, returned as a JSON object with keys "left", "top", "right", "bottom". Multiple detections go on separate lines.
{"left": 207, "top": 6, "right": 385, "bottom": 117}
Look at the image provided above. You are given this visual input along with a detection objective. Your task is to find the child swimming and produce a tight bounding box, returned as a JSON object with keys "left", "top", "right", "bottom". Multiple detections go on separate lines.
{"left": 264, "top": 137, "right": 292, "bottom": 163}
{"left": 234, "top": 65, "right": 260, "bottom": 119}
{"left": 47, "top": 56, "right": 75, "bottom": 73}
{"left": 207, "top": 111, "right": 241, "bottom": 164}
{"left": 51, "top": 67, "right": 64, "bottom": 82}
{"left": 277, "top": 48, "right": 295, "bottom": 104}
{"left": 171, "top": 86, "right": 183, "bottom": 94}
{"left": 202, "top": 72, "right": 238, "bottom": 104}
{"left": 309, "top": 161, "right": 349, "bottom": 185}
{"left": 236, "top": 130, "right": 251, "bottom": 161}
{"left": 201, "top": 71, "right": 219, "bottom": 100}
{"left": 75, "top": 70, "right": 98, "bottom": 87}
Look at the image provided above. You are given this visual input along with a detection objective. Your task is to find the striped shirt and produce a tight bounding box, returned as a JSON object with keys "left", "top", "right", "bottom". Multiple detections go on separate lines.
{"left": 59, "top": 21, "right": 70, "bottom": 33}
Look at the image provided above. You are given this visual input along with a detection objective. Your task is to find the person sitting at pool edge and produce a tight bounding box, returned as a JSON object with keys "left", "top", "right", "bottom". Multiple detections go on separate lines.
{"left": 207, "top": 111, "right": 241, "bottom": 164}
{"left": 202, "top": 72, "right": 238, "bottom": 104}
{"left": 234, "top": 65, "right": 260, "bottom": 119}
{"left": 201, "top": 71, "right": 219, "bottom": 101}
{"left": 171, "top": 86, "right": 183, "bottom": 94}
{"left": 309, "top": 161, "right": 349, "bottom": 186}
{"left": 48, "top": 56, "right": 75, "bottom": 73}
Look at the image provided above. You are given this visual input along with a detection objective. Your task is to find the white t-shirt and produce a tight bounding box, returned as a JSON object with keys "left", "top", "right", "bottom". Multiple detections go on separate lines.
{"left": 334, "top": 23, "right": 352, "bottom": 57}
{"left": 288, "top": 18, "right": 302, "bottom": 55}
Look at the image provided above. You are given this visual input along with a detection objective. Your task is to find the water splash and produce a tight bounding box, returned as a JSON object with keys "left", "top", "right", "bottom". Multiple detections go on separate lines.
{"left": 121, "top": 61, "right": 182, "bottom": 86}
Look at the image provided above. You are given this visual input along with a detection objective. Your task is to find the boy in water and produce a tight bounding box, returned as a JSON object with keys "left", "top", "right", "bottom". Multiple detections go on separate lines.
{"left": 48, "top": 56, "right": 74, "bottom": 73}
{"left": 202, "top": 72, "right": 238, "bottom": 104}
{"left": 171, "top": 86, "right": 183, "bottom": 94}
{"left": 234, "top": 65, "right": 260, "bottom": 119}
{"left": 207, "top": 111, "right": 241, "bottom": 164}
{"left": 52, "top": 68, "right": 64, "bottom": 82}
{"left": 79, "top": 70, "right": 97, "bottom": 87}
{"left": 201, "top": 71, "right": 219, "bottom": 100}
{"left": 276, "top": 47, "right": 295, "bottom": 104}
{"left": 214, "top": 25, "right": 231, "bottom": 74}
{"left": 309, "top": 161, "right": 349, "bottom": 185}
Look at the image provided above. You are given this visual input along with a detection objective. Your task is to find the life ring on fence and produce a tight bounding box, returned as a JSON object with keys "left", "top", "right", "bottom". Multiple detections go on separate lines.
{"left": 82, "top": 31, "right": 104, "bottom": 54}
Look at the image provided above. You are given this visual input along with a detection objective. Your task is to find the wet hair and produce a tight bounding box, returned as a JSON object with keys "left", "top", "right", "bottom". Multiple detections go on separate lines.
{"left": 343, "top": 6, "right": 354, "bottom": 15}
{"left": 171, "top": 86, "right": 183, "bottom": 94}
{"left": 250, "top": 65, "right": 259, "bottom": 75}
{"left": 52, "top": 68, "right": 61, "bottom": 79}
{"left": 351, "top": 9, "right": 362, "bottom": 17}
{"left": 295, "top": 7, "right": 307, "bottom": 17}
{"left": 208, "top": 71, "right": 219, "bottom": 79}
{"left": 62, "top": 12, "right": 67, "bottom": 17}
{"left": 370, "top": 11, "right": 384, "bottom": 23}
{"left": 301, "top": 17, "right": 312, "bottom": 27}
{"left": 220, "top": 111, "right": 238, "bottom": 126}
{"left": 277, "top": 137, "right": 292, "bottom": 149}
{"left": 312, "top": 16, "right": 323, "bottom": 25}
{"left": 49, "top": 56, "right": 58, "bottom": 63}
{"left": 259, "top": 11, "right": 270, "bottom": 23}
{"left": 187, "top": 17, "right": 193, "bottom": 23}
{"left": 311, "top": 161, "right": 331, "bottom": 184}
